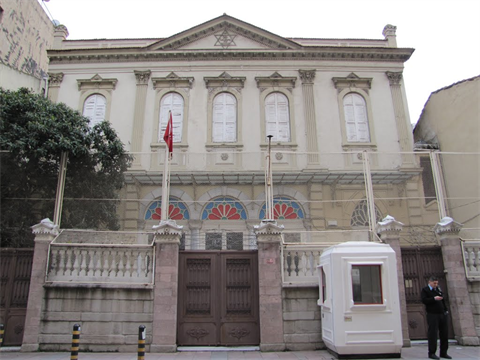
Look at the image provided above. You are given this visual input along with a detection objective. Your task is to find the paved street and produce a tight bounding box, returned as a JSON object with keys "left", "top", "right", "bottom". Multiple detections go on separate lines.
{"left": 0, "top": 343, "right": 479, "bottom": 360}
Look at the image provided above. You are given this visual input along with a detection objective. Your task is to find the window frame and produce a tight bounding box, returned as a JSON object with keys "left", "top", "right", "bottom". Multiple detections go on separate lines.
{"left": 342, "top": 92, "right": 371, "bottom": 143}
{"left": 206, "top": 88, "right": 243, "bottom": 147}
{"left": 264, "top": 92, "right": 292, "bottom": 143}
{"left": 158, "top": 92, "right": 185, "bottom": 144}
{"left": 212, "top": 92, "right": 238, "bottom": 143}
{"left": 346, "top": 261, "right": 387, "bottom": 311}
{"left": 82, "top": 93, "right": 107, "bottom": 127}
{"left": 259, "top": 89, "right": 296, "bottom": 146}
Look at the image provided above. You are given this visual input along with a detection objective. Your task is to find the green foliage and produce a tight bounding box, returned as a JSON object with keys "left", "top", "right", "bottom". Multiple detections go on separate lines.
{"left": 0, "top": 88, "right": 132, "bottom": 247}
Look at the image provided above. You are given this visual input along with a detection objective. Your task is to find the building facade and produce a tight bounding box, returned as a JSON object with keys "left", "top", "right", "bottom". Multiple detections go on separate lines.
{"left": 0, "top": 0, "right": 54, "bottom": 92}
{"left": 17, "top": 15, "right": 479, "bottom": 352}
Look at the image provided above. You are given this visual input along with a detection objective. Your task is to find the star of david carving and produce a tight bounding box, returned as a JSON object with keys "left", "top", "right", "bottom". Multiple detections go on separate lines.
{"left": 214, "top": 30, "right": 237, "bottom": 49}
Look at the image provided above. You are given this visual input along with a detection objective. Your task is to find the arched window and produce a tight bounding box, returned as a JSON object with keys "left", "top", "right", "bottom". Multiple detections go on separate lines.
{"left": 343, "top": 93, "right": 370, "bottom": 142}
{"left": 202, "top": 197, "right": 247, "bottom": 220}
{"left": 265, "top": 92, "right": 290, "bottom": 142}
{"left": 145, "top": 197, "right": 190, "bottom": 221}
{"left": 259, "top": 196, "right": 304, "bottom": 220}
{"left": 83, "top": 94, "right": 106, "bottom": 127}
{"left": 159, "top": 93, "right": 184, "bottom": 143}
{"left": 350, "top": 199, "right": 382, "bottom": 227}
{"left": 212, "top": 92, "right": 237, "bottom": 142}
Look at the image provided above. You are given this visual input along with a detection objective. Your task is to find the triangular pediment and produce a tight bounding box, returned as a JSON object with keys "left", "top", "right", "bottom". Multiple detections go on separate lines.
{"left": 147, "top": 14, "right": 301, "bottom": 51}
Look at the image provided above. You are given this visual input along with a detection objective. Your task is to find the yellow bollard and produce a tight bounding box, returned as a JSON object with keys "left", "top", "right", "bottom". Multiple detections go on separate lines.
{"left": 70, "top": 324, "right": 81, "bottom": 360}
{"left": 0, "top": 324, "right": 4, "bottom": 348}
{"left": 138, "top": 325, "right": 146, "bottom": 360}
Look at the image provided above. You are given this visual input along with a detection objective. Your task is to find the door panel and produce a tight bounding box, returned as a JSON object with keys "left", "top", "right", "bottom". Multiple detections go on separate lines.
{"left": 177, "top": 251, "right": 259, "bottom": 346}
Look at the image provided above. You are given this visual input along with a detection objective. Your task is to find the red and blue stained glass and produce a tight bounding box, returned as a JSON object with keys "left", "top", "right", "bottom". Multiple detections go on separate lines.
{"left": 145, "top": 198, "right": 190, "bottom": 221}
{"left": 259, "top": 196, "right": 304, "bottom": 220}
{"left": 202, "top": 197, "right": 247, "bottom": 220}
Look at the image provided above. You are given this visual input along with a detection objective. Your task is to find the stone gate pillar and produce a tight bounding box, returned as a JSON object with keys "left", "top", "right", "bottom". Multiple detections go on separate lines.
{"left": 21, "top": 219, "right": 59, "bottom": 352}
{"left": 377, "top": 215, "right": 411, "bottom": 347}
{"left": 254, "top": 220, "right": 285, "bottom": 351}
{"left": 150, "top": 220, "right": 183, "bottom": 352}
{"left": 434, "top": 217, "right": 480, "bottom": 345}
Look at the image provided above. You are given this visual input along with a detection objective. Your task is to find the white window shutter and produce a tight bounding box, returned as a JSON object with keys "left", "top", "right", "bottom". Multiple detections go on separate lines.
{"left": 212, "top": 93, "right": 237, "bottom": 143}
{"left": 265, "top": 93, "right": 290, "bottom": 142}
{"left": 159, "top": 93, "right": 184, "bottom": 142}
{"left": 83, "top": 94, "right": 106, "bottom": 127}
{"left": 343, "top": 93, "right": 370, "bottom": 143}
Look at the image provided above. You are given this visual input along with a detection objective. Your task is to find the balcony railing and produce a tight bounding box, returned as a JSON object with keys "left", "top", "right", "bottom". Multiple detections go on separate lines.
{"left": 282, "top": 243, "right": 327, "bottom": 287}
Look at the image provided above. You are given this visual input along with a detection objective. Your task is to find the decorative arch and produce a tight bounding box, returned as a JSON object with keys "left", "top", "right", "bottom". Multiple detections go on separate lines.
{"left": 255, "top": 186, "right": 309, "bottom": 219}
{"left": 201, "top": 196, "right": 247, "bottom": 220}
{"left": 145, "top": 196, "right": 190, "bottom": 221}
{"left": 350, "top": 199, "right": 383, "bottom": 227}
{"left": 140, "top": 188, "right": 197, "bottom": 221}
{"left": 259, "top": 196, "right": 305, "bottom": 220}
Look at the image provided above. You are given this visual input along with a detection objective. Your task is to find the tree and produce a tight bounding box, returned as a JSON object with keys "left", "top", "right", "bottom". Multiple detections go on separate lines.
{"left": 0, "top": 88, "right": 132, "bottom": 247}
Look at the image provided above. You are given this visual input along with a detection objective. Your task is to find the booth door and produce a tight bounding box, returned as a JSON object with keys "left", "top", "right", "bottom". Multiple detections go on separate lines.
{"left": 177, "top": 251, "right": 259, "bottom": 346}
{"left": 401, "top": 246, "right": 454, "bottom": 339}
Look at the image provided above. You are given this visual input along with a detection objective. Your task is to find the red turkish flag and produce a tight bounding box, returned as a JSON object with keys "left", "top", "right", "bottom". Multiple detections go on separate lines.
{"left": 163, "top": 111, "right": 173, "bottom": 156}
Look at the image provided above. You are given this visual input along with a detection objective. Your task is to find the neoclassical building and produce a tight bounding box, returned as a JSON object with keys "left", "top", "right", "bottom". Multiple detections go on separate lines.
{"left": 46, "top": 15, "right": 433, "bottom": 248}
{"left": 24, "top": 15, "right": 478, "bottom": 351}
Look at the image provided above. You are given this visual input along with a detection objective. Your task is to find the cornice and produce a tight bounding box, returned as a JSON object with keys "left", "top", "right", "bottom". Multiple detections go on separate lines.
{"left": 204, "top": 71, "right": 246, "bottom": 89}
{"left": 48, "top": 47, "right": 415, "bottom": 65}
{"left": 77, "top": 74, "right": 118, "bottom": 91}
{"left": 255, "top": 72, "right": 296, "bottom": 89}
{"left": 332, "top": 72, "right": 372, "bottom": 90}
{"left": 152, "top": 72, "right": 194, "bottom": 89}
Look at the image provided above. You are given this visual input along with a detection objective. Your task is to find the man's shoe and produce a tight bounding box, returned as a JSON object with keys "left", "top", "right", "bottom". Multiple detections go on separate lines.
{"left": 440, "top": 355, "right": 452, "bottom": 359}
{"left": 429, "top": 355, "right": 440, "bottom": 360}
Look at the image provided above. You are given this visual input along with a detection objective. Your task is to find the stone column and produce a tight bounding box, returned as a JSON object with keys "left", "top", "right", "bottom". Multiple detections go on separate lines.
{"left": 386, "top": 71, "right": 414, "bottom": 164}
{"left": 377, "top": 215, "right": 411, "bottom": 347}
{"left": 254, "top": 220, "right": 285, "bottom": 351}
{"left": 46, "top": 72, "right": 64, "bottom": 103}
{"left": 21, "top": 219, "right": 59, "bottom": 352}
{"left": 130, "top": 70, "right": 151, "bottom": 169}
{"left": 298, "top": 70, "right": 319, "bottom": 165}
{"left": 150, "top": 220, "right": 183, "bottom": 352}
{"left": 188, "top": 220, "right": 202, "bottom": 250}
{"left": 434, "top": 217, "right": 480, "bottom": 345}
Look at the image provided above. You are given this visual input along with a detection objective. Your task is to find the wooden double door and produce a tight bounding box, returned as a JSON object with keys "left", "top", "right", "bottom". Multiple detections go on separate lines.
{"left": 401, "top": 246, "right": 454, "bottom": 340}
{"left": 177, "top": 251, "right": 259, "bottom": 346}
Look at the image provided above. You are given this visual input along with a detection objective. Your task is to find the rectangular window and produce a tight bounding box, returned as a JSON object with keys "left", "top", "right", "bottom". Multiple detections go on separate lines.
{"left": 351, "top": 265, "right": 383, "bottom": 304}
{"left": 226, "top": 232, "right": 243, "bottom": 250}
{"left": 420, "top": 156, "right": 437, "bottom": 204}
{"left": 205, "top": 233, "right": 222, "bottom": 250}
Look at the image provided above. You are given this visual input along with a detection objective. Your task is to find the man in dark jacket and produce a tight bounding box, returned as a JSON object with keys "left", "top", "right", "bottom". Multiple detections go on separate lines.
{"left": 421, "top": 276, "right": 451, "bottom": 359}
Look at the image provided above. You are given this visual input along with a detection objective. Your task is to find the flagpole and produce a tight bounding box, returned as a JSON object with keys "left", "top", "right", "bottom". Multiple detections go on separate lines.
{"left": 265, "top": 135, "right": 274, "bottom": 220}
{"left": 161, "top": 144, "right": 170, "bottom": 221}
{"left": 161, "top": 111, "right": 173, "bottom": 221}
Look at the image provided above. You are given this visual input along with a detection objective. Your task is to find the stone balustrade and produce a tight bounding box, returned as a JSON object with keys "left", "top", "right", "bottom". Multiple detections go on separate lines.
{"left": 45, "top": 230, "right": 155, "bottom": 287}
{"left": 282, "top": 245, "right": 325, "bottom": 286}
{"left": 462, "top": 240, "right": 480, "bottom": 281}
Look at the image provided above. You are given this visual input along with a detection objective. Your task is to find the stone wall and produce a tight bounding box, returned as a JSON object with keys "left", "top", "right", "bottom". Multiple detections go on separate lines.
{"left": 468, "top": 281, "right": 480, "bottom": 337}
{"left": 39, "top": 287, "right": 153, "bottom": 352}
{"left": 283, "top": 287, "right": 324, "bottom": 351}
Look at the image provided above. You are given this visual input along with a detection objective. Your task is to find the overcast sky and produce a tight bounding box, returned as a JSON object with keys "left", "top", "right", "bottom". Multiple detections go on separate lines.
{"left": 39, "top": 0, "right": 480, "bottom": 126}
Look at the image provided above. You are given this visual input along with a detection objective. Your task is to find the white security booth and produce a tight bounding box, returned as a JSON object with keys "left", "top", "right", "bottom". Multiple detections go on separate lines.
{"left": 317, "top": 242, "right": 402, "bottom": 358}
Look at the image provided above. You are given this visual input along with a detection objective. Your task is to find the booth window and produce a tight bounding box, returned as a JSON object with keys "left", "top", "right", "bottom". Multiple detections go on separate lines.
{"left": 351, "top": 265, "right": 382, "bottom": 304}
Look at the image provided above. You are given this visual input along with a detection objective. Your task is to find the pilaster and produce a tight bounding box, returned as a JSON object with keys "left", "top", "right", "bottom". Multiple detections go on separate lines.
{"left": 434, "top": 217, "right": 480, "bottom": 345}
{"left": 299, "top": 70, "right": 319, "bottom": 165}
{"left": 130, "top": 70, "right": 151, "bottom": 169}
{"left": 254, "top": 220, "right": 285, "bottom": 351}
{"left": 386, "top": 72, "right": 414, "bottom": 161}
{"left": 377, "top": 215, "right": 411, "bottom": 347}
{"left": 150, "top": 220, "right": 183, "bottom": 352}
{"left": 47, "top": 72, "right": 64, "bottom": 103}
{"left": 21, "top": 219, "right": 59, "bottom": 352}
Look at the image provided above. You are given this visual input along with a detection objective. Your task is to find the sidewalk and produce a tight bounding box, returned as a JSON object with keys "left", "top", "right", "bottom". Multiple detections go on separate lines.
{"left": 0, "top": 343, "right": 479, "bottom": 360}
